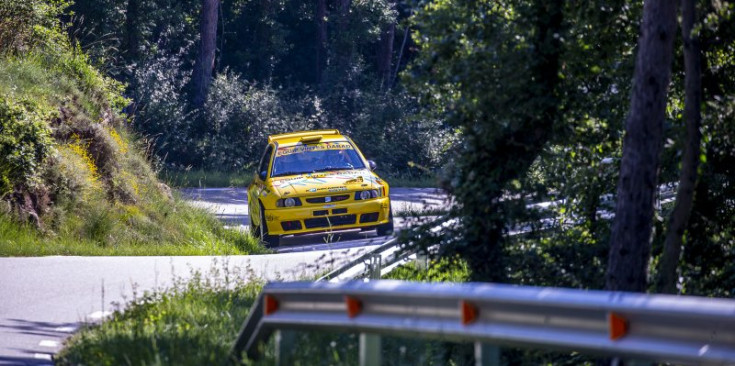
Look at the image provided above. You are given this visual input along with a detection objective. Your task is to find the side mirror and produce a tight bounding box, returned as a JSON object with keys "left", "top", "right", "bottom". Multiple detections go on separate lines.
{"left": 368, "top": 160, "right": 377, "bottom": 171}
{"left": 258, "top": 170, "right": 267, "bottom": 181}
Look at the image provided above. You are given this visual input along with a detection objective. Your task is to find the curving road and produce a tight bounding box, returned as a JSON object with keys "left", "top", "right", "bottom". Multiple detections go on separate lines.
{"left": 0, "top": 187, "right": 445, "bottom": 365}
{"left": 180, "top": 187, "right": 446, "bottom": 252}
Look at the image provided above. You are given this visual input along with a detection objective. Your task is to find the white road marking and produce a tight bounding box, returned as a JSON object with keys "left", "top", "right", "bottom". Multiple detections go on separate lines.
{"left": 38, "top": 340, "right": 58, "bottom": 348}
{"left": 87, "top": 310, "right": 112, "bottom": 320}
{"left": 55, "top": 325, "right": 78, "bottom": 333}
{"left": 34, "top": 353, "right": 52, "bottom": 360}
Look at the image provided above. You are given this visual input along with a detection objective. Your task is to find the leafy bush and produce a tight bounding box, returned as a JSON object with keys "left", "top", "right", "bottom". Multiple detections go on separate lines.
{"left": 0, "top": 98, "right": 53, "bottom": 195}
{"left": 200, "top": 73, "right": 314, "bottom": 171}
{"left": 0, "top": 0, "right": 70, "bottom": 54}
{"left": 0, "top": 0, "right": 266, "bottom": 255}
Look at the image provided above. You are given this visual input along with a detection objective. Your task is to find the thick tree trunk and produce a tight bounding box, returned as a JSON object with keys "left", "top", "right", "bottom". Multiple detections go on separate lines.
{"left": 606, "top": 0, "right": 677, "bottom": 292}
{"left": 192, "top": 0, "right": 220, "bottom": 107}
{"left": 376, "top": 2, "right": 395, "bottom": 89}
{"left": 657, "top": 0, "right": 702, "bottom": 294}
{"left": 315, "top": 0, "right": 327, "bottom": 84}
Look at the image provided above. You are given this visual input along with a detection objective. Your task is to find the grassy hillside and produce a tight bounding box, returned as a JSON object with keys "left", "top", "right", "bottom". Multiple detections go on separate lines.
{"left": 0, "top": 1, "right": 262, "bottom": 256}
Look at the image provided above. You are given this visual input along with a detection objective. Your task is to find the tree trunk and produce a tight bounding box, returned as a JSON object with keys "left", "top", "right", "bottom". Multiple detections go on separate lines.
{"left": 192, "top": 0, "right": 220, "bottom": 107}
{"left": 376, "top": 2, "right": 395, "bottom": 89}
{"left": 315, "top": 0, "right": 327, "bottom": 84}
{"left": 606, "top": 0, "right": 678, "bottom": 292}
{"left": 657, "top": 0, "right": 702, "bottom": 294}
{"left": 390, "top": 25, "right": 409, "bottom": 87}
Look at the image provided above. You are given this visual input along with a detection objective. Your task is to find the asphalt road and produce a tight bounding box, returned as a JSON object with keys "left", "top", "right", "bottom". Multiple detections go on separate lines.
{"left": 0, "top": 187, "right": 445, "bottom": 365}
{"left": 180, "top": 187, "right": 446, "bottom": 252}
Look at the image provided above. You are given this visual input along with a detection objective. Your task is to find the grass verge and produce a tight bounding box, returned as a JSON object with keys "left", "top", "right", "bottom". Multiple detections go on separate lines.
{"left": 56, "top": 256, "right": 599, "bottom": 365}
{"left": 161, "top": 169, "right": 254, "bottom": 188}
{"left": 0, "top": 195, "right": 266, "bottom": 256}
{"left": 56, "top": 266, "right": 265, "bottom": 365}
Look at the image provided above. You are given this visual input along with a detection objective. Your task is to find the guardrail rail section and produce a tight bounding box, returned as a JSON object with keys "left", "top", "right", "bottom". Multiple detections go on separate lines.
{"left": 232, "top": 280, "right": 735, "bottom": 365}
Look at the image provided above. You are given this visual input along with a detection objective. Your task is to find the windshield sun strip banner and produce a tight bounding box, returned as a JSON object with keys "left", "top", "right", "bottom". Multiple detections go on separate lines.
{"left": 275, "top": 142, "right": 354, "bottom": 157}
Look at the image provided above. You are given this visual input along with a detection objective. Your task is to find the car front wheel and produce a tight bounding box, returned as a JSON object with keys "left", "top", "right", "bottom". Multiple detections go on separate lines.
{"left": 259, "top": 203, "right": 280, "bottom": 248}
{"left": 376, "top": 208, "right": 394, "bottom": 236}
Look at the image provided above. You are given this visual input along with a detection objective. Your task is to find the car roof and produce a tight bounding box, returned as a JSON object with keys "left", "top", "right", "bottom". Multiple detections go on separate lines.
{"left": 268, "top": 130, "right": 349, "bottom": 146}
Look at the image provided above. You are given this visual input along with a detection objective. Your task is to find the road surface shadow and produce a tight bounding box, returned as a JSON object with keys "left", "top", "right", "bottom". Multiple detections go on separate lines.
{"left": 0, "top": 319, "right": 79, "bottom": 365}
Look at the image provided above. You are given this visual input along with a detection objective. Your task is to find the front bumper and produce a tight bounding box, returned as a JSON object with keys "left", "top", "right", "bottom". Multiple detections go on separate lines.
{"left": 263, "top": 197, "right": 391, "bottom": 236}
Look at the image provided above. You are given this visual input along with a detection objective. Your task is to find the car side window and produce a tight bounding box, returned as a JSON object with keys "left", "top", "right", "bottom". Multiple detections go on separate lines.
{"left": 258, "top": 145, "right": 273, "bottom": 180}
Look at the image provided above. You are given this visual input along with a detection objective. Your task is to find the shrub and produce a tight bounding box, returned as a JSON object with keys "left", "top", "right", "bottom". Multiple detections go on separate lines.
{"left": 0, "top": 97, "right": 53, "bottom": 195}
{"left": 0, "top": 0, "right": 70, "bottom": 54}
{"left": 200, "top": 72, "right": 313, "bottom": 171}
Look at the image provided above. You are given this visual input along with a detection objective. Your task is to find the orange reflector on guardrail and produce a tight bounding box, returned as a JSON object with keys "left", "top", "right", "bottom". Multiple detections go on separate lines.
{"left": 608, "top": 312, "right": 628, "bottom": 340}
{"left": 345, "top": 296, "right": 363, "bottom": 318}
{"left": 461, "top": 301, "right": 478, "bottom": 325}
{"left": 264, "top": 295, "right": 279, "bottom": 316}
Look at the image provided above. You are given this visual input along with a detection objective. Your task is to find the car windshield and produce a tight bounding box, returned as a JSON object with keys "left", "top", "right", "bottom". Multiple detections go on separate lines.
{"left": 271, "top": 141, "right": 365, "bottom": 177}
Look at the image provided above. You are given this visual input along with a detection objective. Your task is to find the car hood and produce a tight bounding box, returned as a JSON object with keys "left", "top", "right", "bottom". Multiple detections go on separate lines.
{"left": 269, "top": 169, "right": 383, "bottom": 197}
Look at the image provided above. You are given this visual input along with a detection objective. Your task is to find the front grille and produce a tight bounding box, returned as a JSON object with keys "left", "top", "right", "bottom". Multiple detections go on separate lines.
{"left": 313, "top": 210, "right": 329, "bottom": 216}
{"left": 360, "top": 212, "right": 379, "bottom": 223}
{"left": 305, "top": 195, "right": 350, "bottom": 204}
{"left": 304, "top": 214, "right": 357, "bottom": 229}
{"left": 280, "top": 220, "right": 302, "bottom": 231}
{"left": 332, "top": 208, "right": 347, "bottom": 214}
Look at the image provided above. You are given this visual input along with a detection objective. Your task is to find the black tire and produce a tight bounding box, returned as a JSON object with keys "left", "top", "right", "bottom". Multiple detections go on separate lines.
{"left": 259, "top": 203, "right": 280, "bottom": 248}
{"left": 376, "top": 208, "right": 394, "bottom": 236}
{"left": 249, "top": 198, "right": 259, "bottom": 238}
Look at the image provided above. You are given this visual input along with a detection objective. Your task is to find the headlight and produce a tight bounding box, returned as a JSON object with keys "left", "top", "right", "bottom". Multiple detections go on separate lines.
{"left": 355, "top": 190, "right": 380, "bottom": 200}
{"left": 276, "top": 197, "right": 302, "bottom": 207}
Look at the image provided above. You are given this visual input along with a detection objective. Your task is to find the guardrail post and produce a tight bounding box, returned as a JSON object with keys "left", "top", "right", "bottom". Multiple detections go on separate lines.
{"left": 274, "top": 330, "right": 297, "bottom": 366}
{"left": 474, "top": 342, "right": 500, "bottom": 366}
{"left": 362, "top": 255, "right": 382, "bottom": 365}
{"left": 368, "top": 254, "right": 382, "bottom": 279}
{"left": 360, "top": 332, "right": 382, "bottom": 366}
{"left": 416, "top": 252, "right": 428, "bottom": 270}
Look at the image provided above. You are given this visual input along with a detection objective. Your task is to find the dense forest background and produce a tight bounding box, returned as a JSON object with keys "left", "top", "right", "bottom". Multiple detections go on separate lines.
{"left": 68, "top": 0, "right": 443, "bottom": 175}
{"left": 2, "top": 0, "right": 735, "bottom": 298}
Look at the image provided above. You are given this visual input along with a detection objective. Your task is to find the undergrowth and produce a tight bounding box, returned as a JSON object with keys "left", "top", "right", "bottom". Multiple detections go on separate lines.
{"left": 0, "top": 1, "right": 263, "bottom": 256}
{"left": 56, "top": 265, "right": 265, "bottom": 365}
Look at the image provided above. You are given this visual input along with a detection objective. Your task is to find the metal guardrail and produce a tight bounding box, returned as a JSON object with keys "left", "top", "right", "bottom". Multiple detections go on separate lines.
{"left": 317, "top": 237, "right": 400, "bottom": 282}
{"left": 231, "top": 280, "right": 735, "bottom": 365}
{"left": 318, "top": 184, "right": 679, "bottom": 283}
{"left": 232, "top": 185, "right": 692, "bottom": 365}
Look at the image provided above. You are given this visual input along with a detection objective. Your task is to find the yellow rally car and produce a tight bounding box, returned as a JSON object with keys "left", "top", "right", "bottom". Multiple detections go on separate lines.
{"left": 247, "top": 130, "right": 393, "bottom": 247}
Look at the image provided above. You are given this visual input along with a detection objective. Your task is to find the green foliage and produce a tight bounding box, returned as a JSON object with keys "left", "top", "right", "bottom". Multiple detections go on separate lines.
{"left": 0, "top": 0, "right": 266, "bottom": 256}
{"left": 405, "top": 0, "right": 566, "bottom": 282}
{"left": 0, "top": 0, "right": 70, "bottom": 54}
{"left": 56, "top": 266, "right": 264, "bottom": 365}
{"left": 383, "top": 256, "right": 470, "bottom": 282}
{"left": 68, "top": 0, "right": 441, "bottom": 178}
{"left": 0, "top": 98, "right": 53, "bottom": 195}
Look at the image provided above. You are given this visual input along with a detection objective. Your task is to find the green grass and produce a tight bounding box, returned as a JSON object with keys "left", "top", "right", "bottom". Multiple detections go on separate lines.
{"left": 56, "top": 257, "right": 599, "bottom": 365}
{"left": 0, "top": 45, "right": 270, "bottom": 257}
{"left": 56, "top": 266, "right": 265, "bottom": 365}
{"left": 161, "top": 169, "right": 255, "bottom": 188}
{"left": 382, "top": 173, "right": 439, "bottom": 188}
{"left": 0, "top": 196, "right": 267, "bottom": 256}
